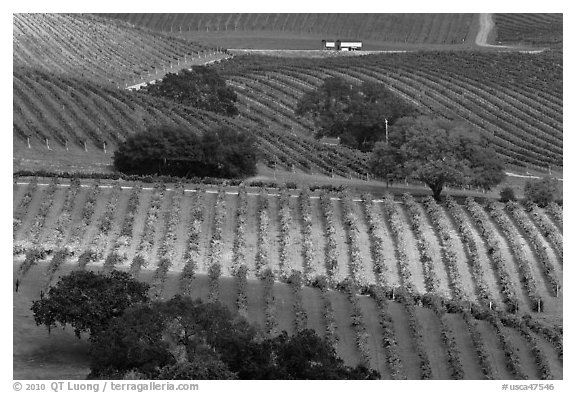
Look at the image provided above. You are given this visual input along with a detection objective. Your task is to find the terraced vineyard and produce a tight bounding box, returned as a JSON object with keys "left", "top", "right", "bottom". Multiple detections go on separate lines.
{"left": 100, "top": 14, "right": 477, "bottom": 46}
{"left": 13, "top": 68, "right": 368, "bottom": 177}
{"left": 13, "top": 13, "right": 562, "bottom": 175}
{"left": 216, "top": 51, "right": 562, "bottom": 169}
{"left": 13, "top": 179, "right": 563, "bottom": 379}
{"left": 13, "top": 13, "right": 228, "bottom": 87}
{"left": 493, "top": 14, "right": 563, "bottom": 47}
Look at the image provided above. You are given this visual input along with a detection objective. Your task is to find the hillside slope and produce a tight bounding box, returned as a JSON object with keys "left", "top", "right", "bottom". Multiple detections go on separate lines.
{"left": 493, "top": 14, "right": 562, "bottom": 48}
{"left": 13, "top": 13, "right": 228, "bottom": 87}
{"left": 13, "top": 14, "right": 562, "bottom": 174}
{"left": 100, "top": 14, "right": 478, "bottom": 49}
{"left": 13, "top": 181, "right": 563, "bottom": 321}
{"left": 13, "top": 180, "right": 563, "bottom": 379}
{"left": 215, "top": 52, "right": 562, "bottom": 170}
{"left": 13, "top": 69, "right": 369, "bottom": 177}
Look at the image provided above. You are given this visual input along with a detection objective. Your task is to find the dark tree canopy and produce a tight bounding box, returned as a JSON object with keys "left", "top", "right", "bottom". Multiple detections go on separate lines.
{"left": 370, "top": 116, "right": 505, "bottom": 200}
{"left": 113, "top": 125, "right": 257, "bottom": 179}
{"left": 88, "top": 296, "right": 379, "bottom": 380}
{"left": 144, "top": 66, "right": 238, "bottom": 116}
{"left": 31, "top": 270, "right": 149, "bottom": 339}
{"left": 266, "top": 330, "right": 380, "bottom": 380}
{"left": 524, "top": 176, "right": 561, "bottom": 206}
{"left": 295, "top": 76, "right": 418, "bottom": 151}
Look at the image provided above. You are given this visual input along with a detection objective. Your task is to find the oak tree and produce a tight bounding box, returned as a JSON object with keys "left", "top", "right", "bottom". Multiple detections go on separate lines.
{"left": 370, "top": 116, "right": 505, "bottom": 200}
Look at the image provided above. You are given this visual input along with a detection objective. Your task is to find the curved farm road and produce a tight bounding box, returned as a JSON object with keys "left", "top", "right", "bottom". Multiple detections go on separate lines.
{"left": 476, "top": 13, "right": 516, "bottom": 49}
{"left": 476, "top": 13, "right": 496, "bottom": 47}
{"left": 475, "top": 13, "right": 548, "bottom": 53}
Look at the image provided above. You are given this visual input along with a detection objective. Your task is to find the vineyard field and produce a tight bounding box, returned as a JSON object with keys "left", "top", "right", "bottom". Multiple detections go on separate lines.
{"left": 99, "top": 14, "right": 478, "bottom": 48}
{"left": 13, "top": 180, "right": 563, "bottom": 379}
{"left": 216, "top": 51, "right": 563, "bottom": 170}
{"left": 493, "top": 14, "right": 562, "bottom": 47}
{"left": 14, "top": 68, "right": 378, "bottom": 179}
{"left": 13, "top": 12, "right": 563, "bottom": 381}
{"left": 13, "top": 13, "right": 227, "bottom": 87}
{"left": 13, "top": 260, "right": 563, "bottom": 380}
{"left": 14, "top": 14, "right": 562, "bottom": 174}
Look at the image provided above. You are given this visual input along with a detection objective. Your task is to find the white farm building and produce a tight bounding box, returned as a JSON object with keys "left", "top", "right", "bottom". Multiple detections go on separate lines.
{"left": 322, "top": 40, "right": 363, "bottom": 51}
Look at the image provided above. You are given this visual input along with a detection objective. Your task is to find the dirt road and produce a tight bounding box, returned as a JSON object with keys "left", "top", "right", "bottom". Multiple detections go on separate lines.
{"left": 475, "top": 13, "right": 512, "bottom": 49}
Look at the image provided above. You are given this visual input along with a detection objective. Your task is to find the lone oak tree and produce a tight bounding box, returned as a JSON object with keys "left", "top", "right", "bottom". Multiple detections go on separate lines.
{"left": 370, "top": 116, "right": 504, "bottom": 200}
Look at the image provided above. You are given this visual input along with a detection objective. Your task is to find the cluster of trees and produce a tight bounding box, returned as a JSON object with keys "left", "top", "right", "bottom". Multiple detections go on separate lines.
{"left": 144, "top": 66, "right": 238, "bottom": 116}
{"left": 113, "top": 125, "right": 257, "bottom": 179}
{"left": 524, "top": 176, "right": 561, "bottom": 206}
{"left": 296, "top": 76, "right": 418, "bottom": 151}
{"left": 296, "top": 78, "right": 506, "bottom": 200}
{"left": 32, "top": 271, "right": 379, "bottom": 380}
{"left": 500, "top": 176, "right": 562, "bottom": 206}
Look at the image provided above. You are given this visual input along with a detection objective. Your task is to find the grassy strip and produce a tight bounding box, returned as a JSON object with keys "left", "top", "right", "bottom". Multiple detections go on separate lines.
{"left": 16, "top": 248, "right": 46, "bottom": 281}
{"left": 180, "top": 187, "right": 204, "bottom": 297}
{"left": 370, "top": 286, "right": 406, "bottom": 379}
{"left": 255, "top": 193, "right": 272, "bottom": 278}
{"left": 546, "top": 202, "right": 563, "bottom": 227}
{"left": 403, "top": 194, "right": 465, "bottom": 379}
{"left": 340, "top": 193, "right": 368, "bottom": 288}
{"left": 48, "top": 179, "right": 81, "bottom": 250}
{"left": 135, "top": 185, "right": 165, "bottom": 264}
{"left": 261, "top": 268, "right": 278, "bottom": 337}
{"left": 445, "top": 196, "right": 499, "bottom": 309}
{"left": 525, "top": 201, "right": 562, "bottom": 261}
{"left": 28, "top": 179, "right": 58, "bottom": 245}
{"left": 312, "top": 276, "right": 339, "bottom": 349}
{"left": 506, "top": 201, "right": 560, "bottom": 295}
{"left": 401, "top": 194, "right": 440, "bottom": 294}
{"left": 299, "top": 187, "right": 315, "bottom": 282}
{"left": 157, "top": 186, "right": 183, "bottom": 261}
{"left": 88, "top": 182, "right": 122, "bottom": 263}
{"left": 115, "top": 185, "right": 142, "bottom": 259}
{"left": 319, "top": 192, "right": 339, "bottom": 285}
{"left": 68, "top": 182, "right": 100, "bottom": 252}
{"left": 278, "top": 188, "right": 293, "bottom": 280}
{"left": 486, "top": 201, "right": 541, "bottom": 311}
{"left": 465, "top": 197, "right": 520, "bottom": 313}
{"left": 462, "top": 311, "right": 495, "bottom": 379}
{"left": 397, "top": 291, "right": 433, "bottom": 379}
{"left": 101, "top": 251, "right": 123, "bottom": 274}
{"left": 380, "top": 194, "right": 415, "bottom": 293}
{"left": 421, "top": 196, "right": 468, "bottom": 302}
{"left": 360, "top": 194, "right": 390, "bottom": 288}
{"left": 485, "top": 313, "right": 528, "bottom": 380}
{"left": 207, "top": 187, "right": 226, "bottom": 302}
{"left": 339, "top": 279, "right": 371, "bottom": 368}
{"left": 43, "top": 248, "right": 70, "bottom": 291}
{"left": 13, "top": 178, "right": 39, "bottom": 239}
{"left": 231, "top": 186, "right": 249, "bottom": 316}
{"left": 287, "top": 271, "right": 308, "bottom": 333}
